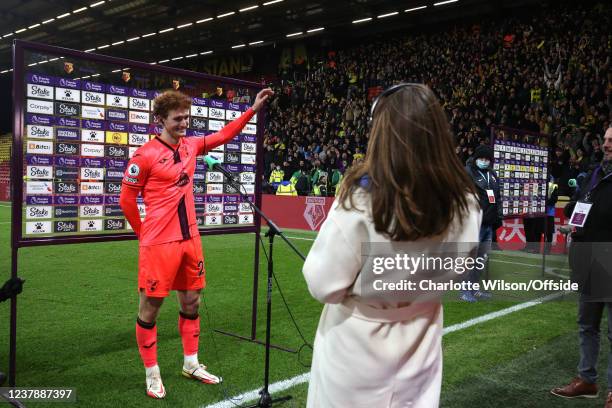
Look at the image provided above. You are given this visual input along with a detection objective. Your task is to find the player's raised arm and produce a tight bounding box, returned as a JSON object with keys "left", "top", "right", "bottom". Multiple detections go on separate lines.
{"left": 200, "top": 88, "right": 274, "bottom": 154}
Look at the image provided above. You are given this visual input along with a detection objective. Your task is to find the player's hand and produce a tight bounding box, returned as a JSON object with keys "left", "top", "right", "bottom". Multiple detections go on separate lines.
{"left": 252, "top": 88, "right": 274, "bottom": 113}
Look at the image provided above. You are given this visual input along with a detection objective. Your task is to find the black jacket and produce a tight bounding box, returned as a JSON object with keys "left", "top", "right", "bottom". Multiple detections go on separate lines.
{"left": 466, "top": 158, "right": 503, "bottom": 227}
{"left": 564, "top": 167, "right": 612, "bottom": 242}
{"left": 565, "top": 167, "right": 612, "bottom": 300}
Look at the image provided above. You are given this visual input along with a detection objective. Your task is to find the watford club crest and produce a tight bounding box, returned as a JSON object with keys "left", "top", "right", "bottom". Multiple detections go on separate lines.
{"left": 172, "top": 80, "right": 180, "bottom": 90}
{"left": 63, "top": 62, "right": 74, "bottom": 74}
{"left": 122, "top": 71, "right": 131, "bottom": 83}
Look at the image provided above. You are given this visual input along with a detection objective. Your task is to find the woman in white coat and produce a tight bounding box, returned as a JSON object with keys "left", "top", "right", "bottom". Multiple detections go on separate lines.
{"left": 303, "top": 83, "right": 482, "bottom": 408}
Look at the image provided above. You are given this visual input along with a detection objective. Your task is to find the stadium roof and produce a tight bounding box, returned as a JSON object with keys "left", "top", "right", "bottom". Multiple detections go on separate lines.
{"left": 0, "top": 0, "right": 542, "bottom": 75}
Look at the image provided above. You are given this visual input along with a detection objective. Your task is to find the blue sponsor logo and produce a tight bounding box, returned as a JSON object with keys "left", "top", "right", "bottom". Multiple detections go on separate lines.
{"left": 27, "top": 73, "right": 55, "bottom": 85}
{"left": 130, "top": 88, "right": 149, "bottom": 98}
{"left": 210, "top": 100, "right": 225, "bottom": 108}
{"left": 80, "top": 195, "right": 104, "bottom": 205}
{"left": 82, "top": 119, "right": 105, "bottom": 130}
{"left": 54, "top": 195, "right": 79, "bottom": 205}
{"left": 207, "top": 195, "right": 223, "bottom": 203}
{"left": 56, "top": 117, "right": 80, "bottom": 127}
{"left": 26, "top": 155, "right": 53, "bottom": 166}
{"left": 25, "top": 114, "right": 54, "bottom": 125}
{"left": 26, "top": 196, "right": 52, "bottom": 205}
{"left": 54, "top": 156, "right": 80, "bottom": 167}
{"left": 54, "top": 206, "right": 78, "bottom": 218}
{"left": 83, "top": 81, "right": 105, "bottom": 92}
{"left": 54, "top": 167, "right": 79, "bottom": 179}
{"left": 107, "top": 109, "right": 128, "bottom": 121}
{"left": 225, "top": 142, "right": 241, "bottom": 151}
{"left": 56, "top": 128, "right": 79, "bottom": 140}
{"left": 108, "top": 121, "right": 128, "bottom": 132}
{"left": 105, "top": 169, "right": 124, "bottom": 179}
{"left": 106, "top": 159, "right": 127, "bottom": 169}
{"left": 82, "top": 157, "right": 104, "bottom": 167}
{"left": 108, "top": 85, "right": 128, "bottom": 95}
{"left": 104, "top": 195, "right": 120, "bottom": 205}
{"left": 224, "top": 204, "right": 238, "bottom": 212}
{"left": 57, "top": 78, "right": 80, "bottom": 89}
{"left": 192, "top": 97, "right": 208, "bottom": 106}
{"left": 104, "top": 205, "right": 123, "bottom": 216}
{"left": 225, "top": 164, "right": 240, "bottom": 172}
{"left": 129, "top": 123, "right": 148, "bottom": 133}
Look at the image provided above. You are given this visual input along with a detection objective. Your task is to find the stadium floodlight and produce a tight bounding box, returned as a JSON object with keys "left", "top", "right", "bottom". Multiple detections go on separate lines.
{"left": 171, "top": 56, "right": 183, "bottom": 61}
{"left": 158, "top": 59, "right": 169, "bottom": 63}
{"left": 2, "top": 33, "right": 13, "bottom": 38}
{"left": 56, "top": 13, "right": 71, "bottom": 19}
{"left": 73, "top": 7, "right": 87, "bottom": 13}
{"left": 307, "top": 27, "right": 324, "bottom": 33}
{"left": 286, "top": 31, "right": 302, "bottom": 37}
{"left": 0, "top": 69, "right": 9, "bottom": 74}
{"left": 127, "top": 36, "right": 140, "bottom": 42}
{"left": 49, "top": 58, "right": 59, "bottom": 61}
{"left": 42, "top": 18, "right": 55, "bottom": 24}
{"left": 142, "top": 32, "right": 156, "bottom": 37}
{"left": 352, "top": 17, "right": 372, "bottom": 23}
{"left": 15, "top": 28, "right": 27, "bottom": 34}
{"left": 196, "top": 17, "right": 213, "bottom": 23}
{"left": 97, "top": 44, "right": 110, "bottom": 49}
{"left": 159, "top": 27, "right": 174, "bottom": 33}
{"left": 434, "top": 0, "right": 458, "bottom": 5}
{"left": 200, "top": 50, "right": 213, "bottom": 55}
{"left": 111, "top": 69, "right": 121, "bottom": 72}
{"left": 91, "top": 74, "right": 100, "bottom": 77}
{"left": 249, "top": 40, "right": 263, "bottom": 45}
{"left": 112, "top": 40, "right": 124, "bottom": 45}
{"left": 405, "top": 6, "right": 427, "bottom": 12}
{"left": 186, "top": 53, "right": 198, "bottom": 58}
{"left": 240, "top": 5, "right": 259, "bottom": 12}
{"left": 377, "top": 11, "right": 398, "bottom": 18}
{"left": 84, "top": 48, "right": 96, "bottom": 52}
{"left": 90, "top": 1, "right": 105, "bottom": 7}
{"left": 232, "top": 44, "right": 246, "bottom": 48}
{"left": 217, "top": 11, "right": 235, "bottom": 18}
{"left": 177, "top": 23, "right": 193, "bottom": 29}
{"left": 28, "top": 23, "right": 41, "bottom": 29}
{"left": 263, "top": 0, "right": 283, "bottom": 5}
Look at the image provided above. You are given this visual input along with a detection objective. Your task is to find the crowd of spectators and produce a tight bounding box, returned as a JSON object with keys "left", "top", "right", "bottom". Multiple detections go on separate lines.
{"left": 263, "top": 1, "right": 611, "bottom": 196}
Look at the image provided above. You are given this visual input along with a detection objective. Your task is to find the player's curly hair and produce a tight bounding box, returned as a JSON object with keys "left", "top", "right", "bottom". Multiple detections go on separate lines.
{"left": 153, "top": 90, "right": 191, "bottom": 121}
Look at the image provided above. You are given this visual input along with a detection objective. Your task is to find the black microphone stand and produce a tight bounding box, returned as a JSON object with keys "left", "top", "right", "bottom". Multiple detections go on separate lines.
{"left": 210, "top": 162, "right": 306, "bottom": 407}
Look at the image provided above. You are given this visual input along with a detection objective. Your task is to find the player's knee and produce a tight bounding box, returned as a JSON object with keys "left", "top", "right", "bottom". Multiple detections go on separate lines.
{"left": 180, "top": 296, "right": 200, "bottom": 315}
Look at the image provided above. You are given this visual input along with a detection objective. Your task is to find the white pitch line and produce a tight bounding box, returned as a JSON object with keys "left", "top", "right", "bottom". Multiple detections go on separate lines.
{"left": 442, "top": 291, "right": 566, "bottom": 335}
{"left": 202, "top": 291, "right": 566, "bottom": 408}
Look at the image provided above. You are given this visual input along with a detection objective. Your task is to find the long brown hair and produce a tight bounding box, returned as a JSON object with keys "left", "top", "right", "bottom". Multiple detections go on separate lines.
{"left": 338, "top": 83, "right": 476, "bottom": 241}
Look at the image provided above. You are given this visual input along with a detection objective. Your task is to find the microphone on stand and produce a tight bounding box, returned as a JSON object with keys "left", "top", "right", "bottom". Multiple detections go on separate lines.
{"left": 203, "top": 155, "right": 234, "bottom": 180}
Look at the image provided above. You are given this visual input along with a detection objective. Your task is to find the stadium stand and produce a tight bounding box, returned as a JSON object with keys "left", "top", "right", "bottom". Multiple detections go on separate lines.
{"left": 263, "top": 1, "right": 611, "bottom": 196}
